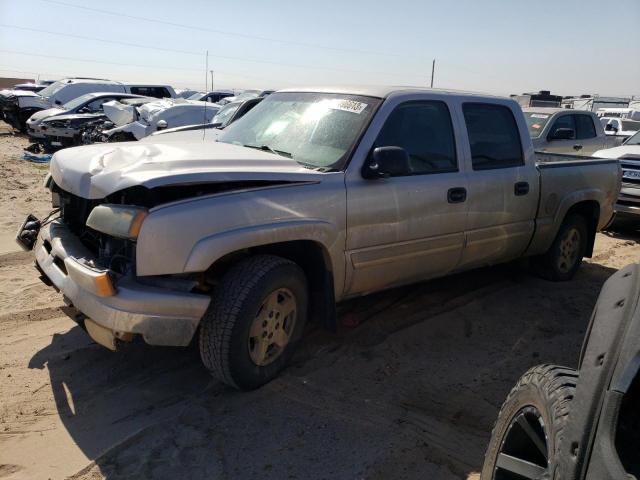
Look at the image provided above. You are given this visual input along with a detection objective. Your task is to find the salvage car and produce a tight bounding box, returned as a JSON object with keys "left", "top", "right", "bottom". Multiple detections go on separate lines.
{"left": 26, "top": 92, "right": 146, "bottom": 143}
{"left": 21, "top": 87, "right": 620, "bottom": 390}
{"left": 78, "top": 97, "right": 160, "bottom": 144}
{"left": 97, "top": 98, "right": 220, "bottom": 141}
{"left": 481, "top": 262, "right": 640, "bottom": 480}
{"left": 147, "top": 96, "right": 264, "bottom": 141}
{"left": 523, "top": 107, "right": 616, "bottom": 155}
{"left": 0, "top": 78, "right": 128, "bottom": 131}
{"left": 594, "top": 130, "right": 640, "bottom": 224}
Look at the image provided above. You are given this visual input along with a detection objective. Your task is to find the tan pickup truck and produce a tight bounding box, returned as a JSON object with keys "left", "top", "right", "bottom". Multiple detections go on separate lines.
{"left": 21, "top": 87, "right": 621, "bottom": 389}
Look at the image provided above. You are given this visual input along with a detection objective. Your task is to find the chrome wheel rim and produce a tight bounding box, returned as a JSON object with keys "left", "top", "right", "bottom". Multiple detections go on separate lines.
{"left": 493, "top": 406, "right": 549, "bottom": 479}
{"left": 248, "top": 288, "right": 297, "bottom": 366}
{"left": 557, "top": 227, "right": 581, "bottom": 274}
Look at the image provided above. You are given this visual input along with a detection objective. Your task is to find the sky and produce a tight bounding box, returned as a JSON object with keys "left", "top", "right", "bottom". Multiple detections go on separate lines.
{"left": 1, "top": 0, "right": 639, "bottom": 97}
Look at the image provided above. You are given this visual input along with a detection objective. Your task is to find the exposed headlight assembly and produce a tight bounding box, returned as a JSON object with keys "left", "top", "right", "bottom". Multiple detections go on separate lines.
{"left": 86, "top": 204, "right": 148, "bottom": 240}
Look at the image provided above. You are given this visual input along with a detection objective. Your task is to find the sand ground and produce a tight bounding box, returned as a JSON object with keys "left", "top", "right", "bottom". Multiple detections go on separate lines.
{"left": 0, "top": 123, "right": 638, "bottom": 479}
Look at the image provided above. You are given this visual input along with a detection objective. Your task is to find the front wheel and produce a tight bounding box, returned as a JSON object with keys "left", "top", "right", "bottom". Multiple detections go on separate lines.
{"left": 481, "top": 365, "right": 577, "bottom": 479}
{"left": 533, "top": 214, "right": 588, "bottom": 281}
{"left": 199, "top": 255, "right": 308, "bottom": 390}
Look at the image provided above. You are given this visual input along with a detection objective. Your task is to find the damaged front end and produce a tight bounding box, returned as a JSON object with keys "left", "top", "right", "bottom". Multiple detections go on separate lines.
{"left": 31, "top": 181, "right": 213, "bottom": 349}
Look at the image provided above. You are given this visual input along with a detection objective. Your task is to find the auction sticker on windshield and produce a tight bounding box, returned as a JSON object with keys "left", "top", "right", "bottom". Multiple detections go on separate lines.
{"left": 530, "top": 114, "right": 549, "bottom": 119}
{"left": 324, "top": 99, "right": 368, "bottom": 114}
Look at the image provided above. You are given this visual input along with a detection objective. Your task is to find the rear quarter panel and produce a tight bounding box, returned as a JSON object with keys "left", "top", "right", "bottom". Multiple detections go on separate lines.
{"left": 526, "top": 155, "right": 620, "bottom": 255}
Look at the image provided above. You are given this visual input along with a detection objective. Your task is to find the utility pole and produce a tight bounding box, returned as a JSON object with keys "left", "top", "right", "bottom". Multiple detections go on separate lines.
{"left": 210, "top": 70, "right": 214, "bottom": 91}
{"left": 430, "top": 59, "right": 435, "bottom": 88}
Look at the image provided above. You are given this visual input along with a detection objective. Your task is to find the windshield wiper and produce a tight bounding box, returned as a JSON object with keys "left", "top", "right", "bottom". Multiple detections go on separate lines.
{"left": 243, "top": 144, "right": 292, "bottom": 158}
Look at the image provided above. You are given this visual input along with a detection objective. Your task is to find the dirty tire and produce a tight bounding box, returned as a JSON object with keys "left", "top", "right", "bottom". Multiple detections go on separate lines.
{"left": 533, "top": 214, "right": 588, "bottom": 281}
{"left": 481, "top": 364, "right": 577, "bottom": 480}
{"left": 199, "top": 255, "right": 308, "bottom": 390}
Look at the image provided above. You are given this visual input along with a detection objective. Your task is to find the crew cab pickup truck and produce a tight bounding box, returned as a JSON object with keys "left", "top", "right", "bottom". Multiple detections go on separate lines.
{"left": 22, "top": 87, "right": 621, "bottom": 390}
{"left": 523, "top": 107, "right": 616, "bottom": 155}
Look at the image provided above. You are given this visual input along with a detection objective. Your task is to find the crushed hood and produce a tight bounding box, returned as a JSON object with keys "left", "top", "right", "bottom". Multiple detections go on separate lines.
{"left": 50, "top": 141, "right": 323, "bottom": 199}
{"left": 103, "top": 100, "right": 137, "bottom": 126}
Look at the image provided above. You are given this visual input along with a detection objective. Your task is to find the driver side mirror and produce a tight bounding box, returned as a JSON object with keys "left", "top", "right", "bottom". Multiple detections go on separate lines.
{"left": 605, "top": 124, "right": 619, "bottom": 133}
{"left": 156, "top": 119, "right": 168, "bottom": 130}
{"left": 362, "top": 146, "right": 411, "bottom": 179}
{"left": 549, "top": 127, "right": 575, "bottom": 140}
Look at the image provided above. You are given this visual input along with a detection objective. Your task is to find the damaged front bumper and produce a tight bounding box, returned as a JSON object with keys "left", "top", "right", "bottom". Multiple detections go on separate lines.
{"left": 35, "top": 220, "right": 211, "bottom": 347}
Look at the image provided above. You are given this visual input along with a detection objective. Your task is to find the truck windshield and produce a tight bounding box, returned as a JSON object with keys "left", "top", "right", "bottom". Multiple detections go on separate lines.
{"left": 625, "top": 131, "right": 640, "bottom": 145}
{"left": 524, "top": 111, "right": 553, "bottom": 138}
{"left": 217, "top": 92, "right": 381, "bottom": 170}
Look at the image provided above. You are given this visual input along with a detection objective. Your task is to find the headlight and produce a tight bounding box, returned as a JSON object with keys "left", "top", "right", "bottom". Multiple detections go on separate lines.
{"left": 86, "top": 204, "right": 148, "bottom": 240}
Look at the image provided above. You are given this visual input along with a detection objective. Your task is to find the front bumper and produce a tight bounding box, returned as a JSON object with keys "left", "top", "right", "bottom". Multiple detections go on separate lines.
{"left": 35, "top": 220, "right": 210, "bottom": 346}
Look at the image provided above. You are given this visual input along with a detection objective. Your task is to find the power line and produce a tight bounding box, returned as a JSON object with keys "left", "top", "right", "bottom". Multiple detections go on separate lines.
{"left": 0, "top": 49, "right": 202, "bottom": 72}
{"left": 0, "top": 24, "right": 203, "bottom": 57}
{"left": 0, "top": 25, "right": 425, "bottom": 80}
{"left": 40, "top": 0, "right": 413, "bottom": 59}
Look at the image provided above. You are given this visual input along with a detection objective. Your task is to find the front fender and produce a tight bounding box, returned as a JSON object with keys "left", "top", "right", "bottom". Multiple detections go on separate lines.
{"left": 183, "top": 219, "right": 339, "bottom": 272}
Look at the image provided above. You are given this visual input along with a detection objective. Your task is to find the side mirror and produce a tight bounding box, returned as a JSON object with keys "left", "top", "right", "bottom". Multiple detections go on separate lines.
{"left": 605, "top": 124, "right": 619, "bottom": 133}
{"left": 156, "top": 119, "right": 168, "bottom": 130}
{"left": 549, "top": 127, "right": 575, "bottom": 140}
{"left": 362, "top": 146, "right": 411, "bottom": 179}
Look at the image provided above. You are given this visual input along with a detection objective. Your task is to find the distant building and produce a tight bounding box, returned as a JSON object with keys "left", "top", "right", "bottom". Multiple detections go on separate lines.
{"left": 0, "top": 77, "right": 34, "bottom": 89}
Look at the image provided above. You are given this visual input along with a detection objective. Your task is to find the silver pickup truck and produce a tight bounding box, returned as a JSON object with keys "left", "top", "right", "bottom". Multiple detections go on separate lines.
{"left": 23, "top": 87, "right": 621, "bottom": 390}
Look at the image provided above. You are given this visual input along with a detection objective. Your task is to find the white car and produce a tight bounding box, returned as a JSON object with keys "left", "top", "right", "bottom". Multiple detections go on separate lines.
{"left": 600, "top": 116, "right": 640, "bottom": 144}
{"left": 594, "top": 130, "right": 640, "bottom": 222}
{"left": 100, "top": 98, "right": 220, "bottom": 141}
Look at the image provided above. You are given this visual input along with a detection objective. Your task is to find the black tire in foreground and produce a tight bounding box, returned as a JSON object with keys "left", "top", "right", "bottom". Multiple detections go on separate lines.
{"left": 534, "top": 214, "right": 588, "bottom": 281}
{"left": 199, "top": 255, "right": 308, "bottom": 390}
{"left": 482, "top": 364, "right": 577, "bottom": 480}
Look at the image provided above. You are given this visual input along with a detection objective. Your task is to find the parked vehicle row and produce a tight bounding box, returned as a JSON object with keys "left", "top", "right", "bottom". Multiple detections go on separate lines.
{"left": 18, "top": 87, "right": 621, "bottom": 390}
{"left": 0, "top": 77, "right": 176, "bottom": 132}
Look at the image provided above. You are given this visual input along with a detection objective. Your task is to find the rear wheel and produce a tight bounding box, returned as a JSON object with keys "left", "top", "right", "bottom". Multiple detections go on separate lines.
{"left": 199, "top": 255, "right": 308, "bottom": 390}
{"left": 482, "top": 365, "right": 577, "bottom": 479}
{"left": 533, "top": 214, "right": 588, "bottom": 281}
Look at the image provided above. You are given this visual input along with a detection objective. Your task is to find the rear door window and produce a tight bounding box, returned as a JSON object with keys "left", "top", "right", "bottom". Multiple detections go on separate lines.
{"left": 374, "top": 100, "right": 458, "bottom": 175}
{"left": 574, "top": 114, "right": 597, "bottom": 139}
{"left": 462, "top": 103, "right": 523, "bottom": 170}
{"left": 130, "top": 87, "right": 170, "bottom": 98}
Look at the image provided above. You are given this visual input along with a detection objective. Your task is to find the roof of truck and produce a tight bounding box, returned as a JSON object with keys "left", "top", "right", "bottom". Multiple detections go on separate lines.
{"left": 278, "top": 85, "right": 508, "bottom": 100}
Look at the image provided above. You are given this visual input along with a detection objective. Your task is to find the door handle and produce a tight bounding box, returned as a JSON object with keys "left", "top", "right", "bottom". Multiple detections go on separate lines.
{"left": 514, "top": 181, "right": 529, "bottom": 196}
{"left": 447, "top": 187, "right": 467, "bottom": 204}
{"left": 573, "top": 144, "right": 583, "bottom": 151}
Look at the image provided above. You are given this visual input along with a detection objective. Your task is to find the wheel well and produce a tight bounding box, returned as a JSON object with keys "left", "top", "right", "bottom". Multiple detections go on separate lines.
{"left": 615, "top": 367, "right": 640, "bottom": 476}
{"left": 565, "top": 200, "right": 600, "bottom": 257}
{"left": 207, "top": 241, "right": 337, "bottom": 330}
